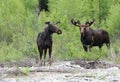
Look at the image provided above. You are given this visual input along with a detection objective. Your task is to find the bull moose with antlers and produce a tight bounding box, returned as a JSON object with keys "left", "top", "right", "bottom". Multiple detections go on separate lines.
{"left": 71, "top": 18, "right": 110, "bottom": 52}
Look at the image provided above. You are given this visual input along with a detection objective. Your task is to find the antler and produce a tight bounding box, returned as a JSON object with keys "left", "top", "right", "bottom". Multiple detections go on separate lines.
{"left": 85, "top": 19, "right": 95, "bottom": 26}
{"left": 89, "top": 19, "right": 95, "bottom": 26}
{"left": 71, "top": 18, "right": 75, "bottom": 24}
{"left": 71, "top": 18, "right": 80, "bottom": 26}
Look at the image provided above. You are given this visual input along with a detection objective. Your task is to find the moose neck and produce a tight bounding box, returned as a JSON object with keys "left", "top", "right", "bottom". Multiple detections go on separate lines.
{"left": 44, "top": 27, "right": 53, "bottom": 38}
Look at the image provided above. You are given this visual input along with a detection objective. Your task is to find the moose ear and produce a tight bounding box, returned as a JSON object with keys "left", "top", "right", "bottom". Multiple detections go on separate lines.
{"left": 56, "top": 21, "right": 60, "bottom": 24}
{"left": 45, "top": 21, "right": 50, "bottom": 24}
{"left": 45, "top": 21, "right": 52, "bottom": 24}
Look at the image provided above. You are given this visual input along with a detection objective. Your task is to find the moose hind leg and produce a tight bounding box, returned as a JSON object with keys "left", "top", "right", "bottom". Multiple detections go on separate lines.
{"left": 98, "top": 45, "right": 103, "bottom": 52}
{"left": 83, "top": 45, "right": 88, "bottom": 52}
{"left": 106, "top": 43, "right": 110, "bottom": 49}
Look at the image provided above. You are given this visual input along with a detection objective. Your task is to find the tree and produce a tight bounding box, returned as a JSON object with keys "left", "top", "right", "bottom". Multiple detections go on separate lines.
{"left": 38, "top": 0, "right": 49, "bottom": 15}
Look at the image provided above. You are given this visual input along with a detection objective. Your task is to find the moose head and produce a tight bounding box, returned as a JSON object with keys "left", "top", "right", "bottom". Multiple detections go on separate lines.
{"left": 45, "top": 21, "right": 62, "bottom": 34}
{"left": 71, "top": 18, "right": 94, "bottom": 35}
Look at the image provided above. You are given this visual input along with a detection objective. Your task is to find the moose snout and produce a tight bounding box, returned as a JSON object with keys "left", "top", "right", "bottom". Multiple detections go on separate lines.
{"left": 80, "top": 28, "right": 84, "bottom": 34}
{"left": 57, "top": 29, "right": 62, "bottom": 34}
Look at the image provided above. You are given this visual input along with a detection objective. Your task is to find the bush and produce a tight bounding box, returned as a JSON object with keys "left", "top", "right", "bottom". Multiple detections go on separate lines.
{"left": 0, "top": 0, "right": 120, "bottom": 62}
{"left": 106, "top": 3, "right": 120, "bottom": 35}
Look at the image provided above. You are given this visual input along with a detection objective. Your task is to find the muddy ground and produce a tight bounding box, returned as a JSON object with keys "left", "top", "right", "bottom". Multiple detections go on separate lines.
{"left": 0, "top": 58, "right": 120, "bottom": 82}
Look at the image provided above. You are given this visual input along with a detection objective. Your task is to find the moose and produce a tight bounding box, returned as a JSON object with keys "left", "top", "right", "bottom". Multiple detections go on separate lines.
{"left": 71, "top": 18, "right": 110, "bottom": 52}
{"left": 36, "top": 21, "right": 62, "bottom": 66}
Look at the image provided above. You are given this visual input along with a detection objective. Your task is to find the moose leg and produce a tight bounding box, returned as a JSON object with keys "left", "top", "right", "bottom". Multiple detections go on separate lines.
{"left": 96, "top": 45, "right": 103, "bottom": 60}
{"left": 98, "top": 45, "right": 103, "bottom": 52}
{"left": 106, "top": 43, "right": 110, "bottom": 49}
{"left": 87, "top": 45, "right": 91, "bottom": 52}
{"left": 40, "top": 50, "right": 43, "bottom": 66}
{"left": 106, "top": 43, "right": 111, "bottom": 57}
{"left": 38, "top": 47, "right": 43, "bottom": 66}
{"left": 48, "top": 47, "right": 52, "bottom": 66}
{"left": 83, "top": 45, "right": 88, "bottom": 52}
{"left": 43, "top": 48, "right": 47, "bottom": 66}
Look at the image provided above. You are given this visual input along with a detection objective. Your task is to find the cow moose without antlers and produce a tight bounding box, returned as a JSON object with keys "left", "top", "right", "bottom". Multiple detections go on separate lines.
{"left": 36, "top": 21, "right": 62, "bottom": 66}
{"left": 71, "top": 18, "right": 110, "bottom": 52}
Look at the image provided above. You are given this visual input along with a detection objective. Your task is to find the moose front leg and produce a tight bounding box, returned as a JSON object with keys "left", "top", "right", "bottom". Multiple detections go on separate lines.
{"left": 43, "top": 48, "right": 47, "bottom": 66}
{"left": 39, "top": 48, "right": 43, "bottom": 66}
{"left": 48, "top": 47, "right": 52, "bottom": 66}
{"left": 87, "top": 45, "right": 91, "bottom": 52}
{"left": 83, "top": 45, "right": 91, "bottom": 52}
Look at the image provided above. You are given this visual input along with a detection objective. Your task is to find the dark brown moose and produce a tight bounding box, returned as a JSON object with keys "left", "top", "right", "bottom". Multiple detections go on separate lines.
{"left": 71, "top": 18, "right": 110, "bottom": 52}
{"left": 37, "top": 21, "right": 62, "bottom": 66}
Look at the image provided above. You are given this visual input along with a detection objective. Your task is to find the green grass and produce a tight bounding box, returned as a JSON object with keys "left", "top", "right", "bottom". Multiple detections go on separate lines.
{"left": 54, "top": 45, "right": 108, "bottom": 61}
{"left": 0, "top": 35, "right": 120, "bottom": 63}
{"left": 0, "top": 31, "right": 120, "bottom": 63}
{"left": 53, "top": 35, "right": 120, "bottom": 62}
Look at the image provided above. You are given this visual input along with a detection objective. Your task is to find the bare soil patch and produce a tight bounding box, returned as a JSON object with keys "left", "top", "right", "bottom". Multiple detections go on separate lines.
{"left": 0, "top": 58, "right": 120, "bottom": 82}
{"left": 0, "top": 58, "right": 120, "bottom": 69}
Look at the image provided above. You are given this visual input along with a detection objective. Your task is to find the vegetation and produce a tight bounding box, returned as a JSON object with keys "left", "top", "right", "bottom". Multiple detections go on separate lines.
{"left": 0, "top": 0, "right": 120, "bottom": 62}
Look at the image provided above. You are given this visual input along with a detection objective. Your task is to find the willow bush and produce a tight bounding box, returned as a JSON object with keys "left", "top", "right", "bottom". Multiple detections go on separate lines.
{"left": 0, "top": 0, "right": 120, "bottom": 62}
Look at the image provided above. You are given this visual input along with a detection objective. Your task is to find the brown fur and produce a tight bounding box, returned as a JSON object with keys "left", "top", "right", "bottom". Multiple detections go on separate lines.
{"left": 71, "top": 18, "right": 110, "bottom": 52}
{"left": 36, "top": 21, "right": 62, "bottom": 66}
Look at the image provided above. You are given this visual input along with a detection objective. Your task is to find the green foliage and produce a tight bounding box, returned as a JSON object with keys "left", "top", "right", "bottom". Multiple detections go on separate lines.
{"left": 106, "top": 3, "right": 120, "bottom": 35}
{"left": 0, "top": 0, "right": 38, "bottom": 62}
{"left": 0, "top": 0, "right": 25, "bottom": 42}
{"left": 0, "top": 41, "right": 23, "bottom": 62}
{"left": 0, "top": 0, "right": 120, "bottom": 62}
{"left": 23, "top": 67, "right": 30, "bottom": 75}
